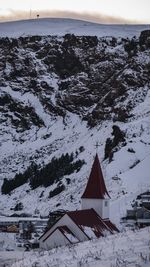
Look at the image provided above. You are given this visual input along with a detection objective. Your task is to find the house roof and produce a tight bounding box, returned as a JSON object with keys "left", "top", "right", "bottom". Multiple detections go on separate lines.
{"left": 58, "top": 226, "right": 79, "bottom": 243}
{"left": 103, "top": 220, "right": 119, "bottom": 233}
{"left": 41, "top": 209, "right": 118, "bottom": 243}
{"left": 43, "top": 225, "right": 79, "bottom": 243}
{"left": 81, "top": 153, "right": 110, "bottom": 199}
{"left": 66, "top": 209, "right": 116, "bottom": 238}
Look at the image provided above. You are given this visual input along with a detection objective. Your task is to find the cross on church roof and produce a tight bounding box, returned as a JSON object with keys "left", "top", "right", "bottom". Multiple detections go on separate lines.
{"left": 94, "top": 142, "right": 100, "bottom": 152}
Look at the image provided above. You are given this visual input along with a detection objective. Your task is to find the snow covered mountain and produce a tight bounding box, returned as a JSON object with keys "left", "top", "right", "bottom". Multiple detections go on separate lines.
{"left": 0, "top": 18, "right": 149, "bottom": 38}
{"left": 0, "top": 19, "right": 150, "bottom": 228}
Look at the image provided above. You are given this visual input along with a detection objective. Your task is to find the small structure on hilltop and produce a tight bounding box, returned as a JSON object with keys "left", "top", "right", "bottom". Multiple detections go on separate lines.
{"left": 121, "top": 191, "right": 150, "bottom": 229}
{"left": 39, "top": 154, "right": 119, "bottom": 250}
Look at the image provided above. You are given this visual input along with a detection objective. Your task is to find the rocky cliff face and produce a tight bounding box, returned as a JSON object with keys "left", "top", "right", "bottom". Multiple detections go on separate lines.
{"left": 0, "top": 32, "right": 149, "bottom": 127}
{"left": 0, "top": 30, "right": 150, "bottom": 216}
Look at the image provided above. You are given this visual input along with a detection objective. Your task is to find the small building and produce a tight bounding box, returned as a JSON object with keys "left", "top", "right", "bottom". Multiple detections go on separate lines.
{"left": 121, "top": 191, "right": 150, "bottom": 229}
{"left": 136, "top": 191, "right": 150, "bottom": 209}
{"left": 0, "top": 216, "right": 48, "bottom": 238}
{"left": 39, "top": 154, "right": 118, "bottom": 249}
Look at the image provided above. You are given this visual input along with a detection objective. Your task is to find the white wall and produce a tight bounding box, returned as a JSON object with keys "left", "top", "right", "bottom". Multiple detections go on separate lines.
{"left": 81, "top": 198, "right": 110, "bottom": 219}
{"left": 40, "top": 214, "right": 89, "bottom": 249}
{"left": 102, "top": 199, "right": 110, "bottom": 219}
{"left": 41, "top": 229, "right": 70, "bottom": 249}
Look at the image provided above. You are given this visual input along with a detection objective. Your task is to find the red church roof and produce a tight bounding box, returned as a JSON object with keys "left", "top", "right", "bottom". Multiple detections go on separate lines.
{"left": 81, "top": 153, "right": 110, "bottom": 199}
{"left": 67, "top": 209, "right": 117, "bottom": 238}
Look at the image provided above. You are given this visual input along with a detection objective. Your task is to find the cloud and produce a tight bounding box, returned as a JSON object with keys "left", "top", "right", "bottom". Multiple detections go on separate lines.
{"left": 0, "top": 9, "right": 144, "bottom": 24}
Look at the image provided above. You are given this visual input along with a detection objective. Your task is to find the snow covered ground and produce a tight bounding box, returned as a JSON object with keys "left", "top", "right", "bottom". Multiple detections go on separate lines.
{"left": 8, "top": 227, "right": 150, "bottom": 267}
{"left": 0, "top": 18, "right": 149, "bottom": 37}
{"left": 0, "top": 233, "right": 24, "bottom": 267}
{"left": 0, "top": 233, "right": 17, "bottom": 251}
{"left": 0, "top": 251, "right": 25, "bottom": 267}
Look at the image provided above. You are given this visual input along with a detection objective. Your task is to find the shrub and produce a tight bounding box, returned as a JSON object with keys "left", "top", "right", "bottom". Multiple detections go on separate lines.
{"left": 1, "top": 163, "right": 38, "bottom": 194}
{"left": 79, "top": 146, "right": 85, "bottom": 153}
{"left": 30, "top": 153, "right": 85, "bottom": 189}
{"left": 14, "top": 202, "right": 23, "bottom": 211}
{"left": 129, "top": 159, "right": 140, "bottom": 169}
{"left": 49, "top": 184, "right": 65, "bottom": 198}
{"left": 127, "top": 148, "right": 135, "bottom": 153}
{"left": 104, "top": 125, "right": 125, "bottom": 160}
{"left": 112, "top": 125, "right": 125, "bottom": 146}
{"left": 1, "top": 153, "right": 85, "bottom": 194}
{"left": 104, "top": 138, "right": 113, "bottom": 160}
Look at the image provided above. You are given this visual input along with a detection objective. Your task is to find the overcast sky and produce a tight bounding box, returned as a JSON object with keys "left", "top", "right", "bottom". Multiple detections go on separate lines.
{"left": 0, "top": 0, "right": 150, "bottom": 23}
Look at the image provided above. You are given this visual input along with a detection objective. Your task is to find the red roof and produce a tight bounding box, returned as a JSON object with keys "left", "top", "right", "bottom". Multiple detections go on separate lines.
{"left": 103, "top": 220, "right": 119, "bottom": 233}
{"left": 41, "top": 209, "right": 119, "bottom": 243}
{"left": 81, "top": 154, "right": 110, "bottom": 199}
{"left": 67, "top": 209, "right": 116, "bottom": 238}
{"left": 58, "top": 226, "right": 79, "bottom": 243}
{"left": 43, "top": 225, "right": 78, "bottom": 243}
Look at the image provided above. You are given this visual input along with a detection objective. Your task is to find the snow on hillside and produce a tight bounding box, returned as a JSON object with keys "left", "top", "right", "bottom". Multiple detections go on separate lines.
{"left": 0, "top": 18, "right": 150, "bottom": 37}
{"left": 11, "top": 227, "right": 150, "bottom": 267}
{"left": 0, "top": 22, "right": 149, "bottom": 228}
{"left": 0, "top": 19, "right": 150, "bottom": 267}
{"left": 0, "top": 106, "right": 150, "bottom": 226}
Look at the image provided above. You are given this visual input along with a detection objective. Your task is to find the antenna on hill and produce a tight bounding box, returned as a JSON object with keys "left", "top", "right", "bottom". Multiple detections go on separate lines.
{"left": 29, "top": 8, "right": 32, "bottom": 19}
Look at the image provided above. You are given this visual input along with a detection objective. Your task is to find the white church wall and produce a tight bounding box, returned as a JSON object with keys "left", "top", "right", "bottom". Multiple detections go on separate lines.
{"left": 102, "top": 199, "right": 110, "bottom": 219}
{"left": 39, "top": 214, "right": 89, "bottom": 248}
{"left": 82, "top": 198, "right": 109, "bottom": 219}
{"left": 41, "top": 229, "right": 70, "bottom": 249}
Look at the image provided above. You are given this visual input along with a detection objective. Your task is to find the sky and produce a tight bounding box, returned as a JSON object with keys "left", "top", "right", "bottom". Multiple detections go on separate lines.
{"left": 0, "top": 0, "right": 150, "bottom": 24}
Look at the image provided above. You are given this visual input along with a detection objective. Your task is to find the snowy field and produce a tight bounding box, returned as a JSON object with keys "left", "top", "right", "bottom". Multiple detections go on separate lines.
{"left": 5, "top": 227, "right": 149, "bottom": 267}
{"left": 0, "top": 18, "right": 149, "bottom": 38}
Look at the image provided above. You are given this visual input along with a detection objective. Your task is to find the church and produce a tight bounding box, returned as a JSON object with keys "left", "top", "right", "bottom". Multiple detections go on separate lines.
{"left": 39, "top": 154, "right": 119, "bottom": 249}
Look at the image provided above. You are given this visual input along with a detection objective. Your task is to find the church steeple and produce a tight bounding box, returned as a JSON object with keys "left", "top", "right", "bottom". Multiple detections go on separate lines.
{"left": 81, "top": 154, "right": 110, "bottom": 219}
{"left": 81, "top": 154, "right": 110, "bottom": 199}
